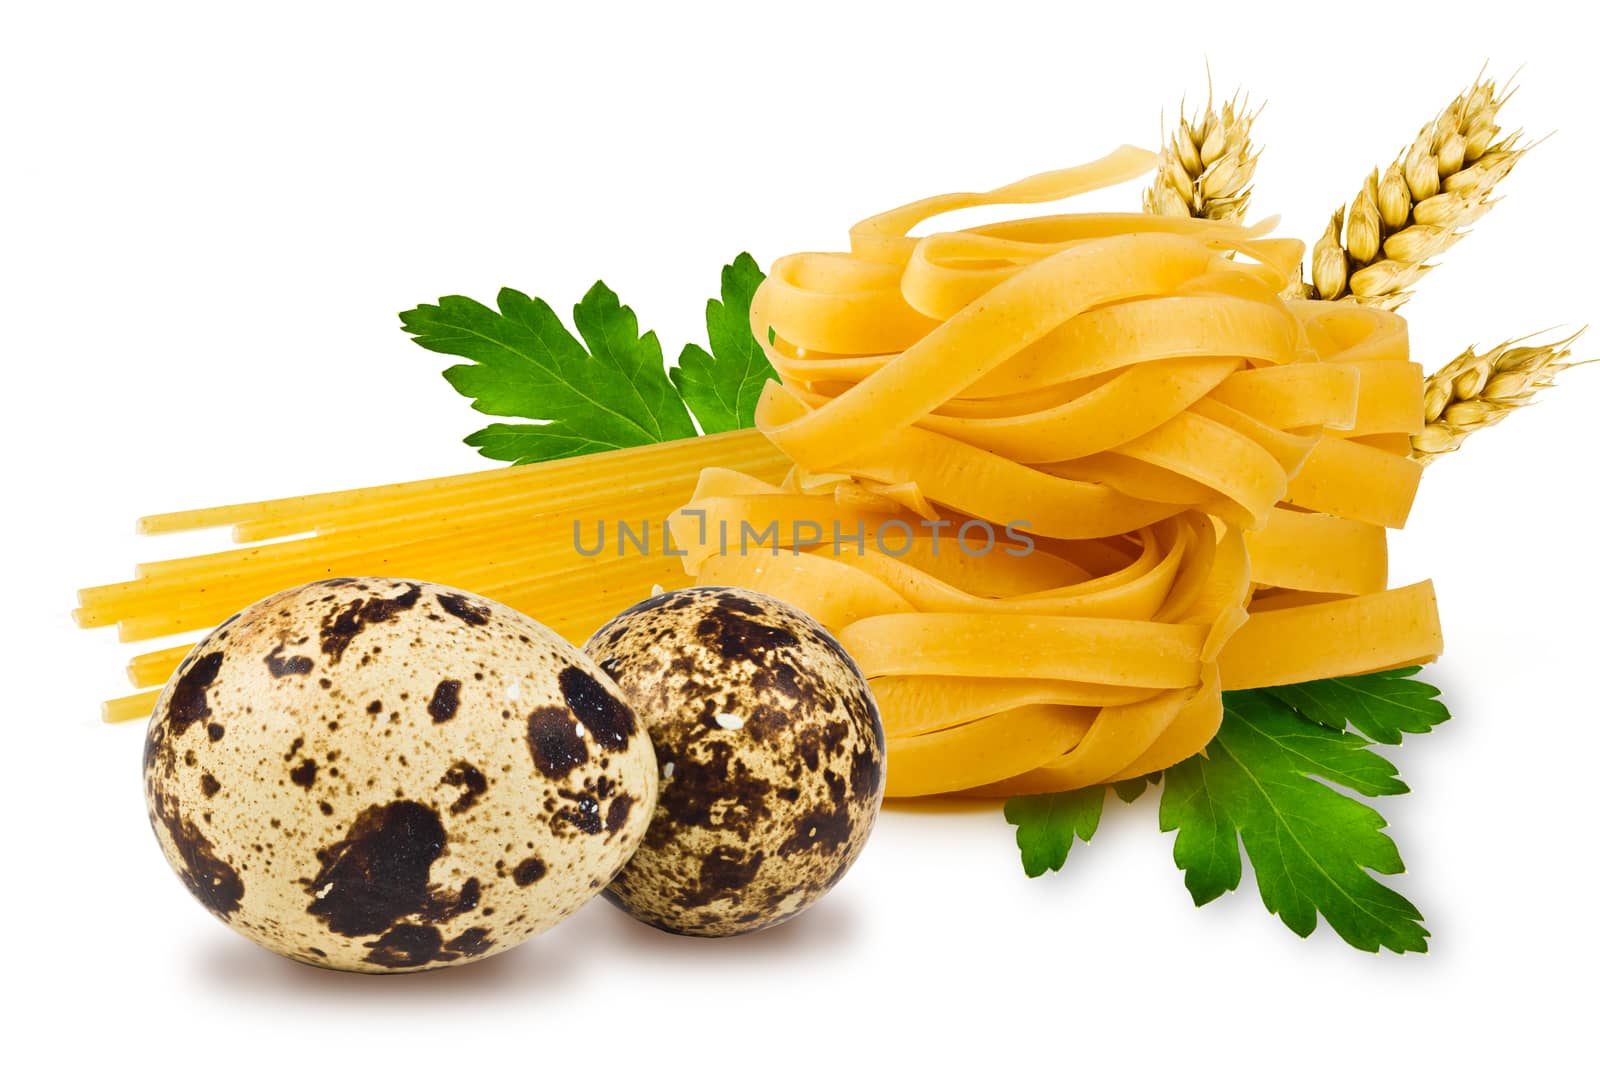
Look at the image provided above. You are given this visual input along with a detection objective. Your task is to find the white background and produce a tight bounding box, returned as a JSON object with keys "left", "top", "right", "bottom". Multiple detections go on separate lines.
{"left": 4, "top": 1, "right": 1596, "bottom": 1062}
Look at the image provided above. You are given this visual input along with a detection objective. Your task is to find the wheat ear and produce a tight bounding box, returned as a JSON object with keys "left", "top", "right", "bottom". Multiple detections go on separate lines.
{"left": 1145, "top": 89, "right": 1261, "bottom": 223}
{"left": 1310, "top": 73, "right": 1527, "bottom": 311}
{"left": 1412, "top": 330, "right": 1586, "bottom": 464}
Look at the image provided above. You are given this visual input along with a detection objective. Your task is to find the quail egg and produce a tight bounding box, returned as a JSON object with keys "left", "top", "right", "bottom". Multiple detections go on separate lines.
{"left": 585, "top": 586, "right": 884, "bottom": 936}
{"left": 142, "top": 577, "right": 657, "bottom": 972}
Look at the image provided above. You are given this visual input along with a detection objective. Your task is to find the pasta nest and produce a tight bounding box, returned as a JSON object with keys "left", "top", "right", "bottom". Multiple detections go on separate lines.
{"left": 672, "top": 148, "right": 1442, "bottom": 797}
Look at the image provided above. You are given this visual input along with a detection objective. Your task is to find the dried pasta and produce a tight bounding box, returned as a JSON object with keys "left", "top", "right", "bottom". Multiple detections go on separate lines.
{"left": 671, "top": 148, "right": 1440, "bottom": 795}
{"left": 77, "top": 148, "right": 1442, "bottom": 801}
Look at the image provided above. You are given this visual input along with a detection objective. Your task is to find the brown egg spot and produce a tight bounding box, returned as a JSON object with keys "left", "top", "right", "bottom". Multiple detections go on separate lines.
{"left": 164, "top": 651, "right": 225, "bottom": 739}
{"left": 264, "top": 642, "right": 314, "bottom": 678}
{"left": 652, "top": 740, "right": 772, "bottom": 840}
{"left": 443, "top": 927, "right": 495, "bottom": 957}
{"left": 149, "top": 791, "right": 244, "bottom": 917}
{"left": 512, "top": 857, "right": 547, "bottom": 886}
{"left": 604, "top": 793, "right": 634, "bottom": 836}
{"left": 558, "top": 667, "right": 637, "bottom": 751}
{"left": 306, "top": 800, "right": 455, "bottom": 938}
{"left": 289, "top": 758, "right": 318, "bottom": 789}
{"left": 526, "top": 707, "right": 587, "bottom": 777}
{"left": 318, "top": 582, "right": 422, "bottom": 664}
{"left": 441, "top": 760, "right": 488, "bottom": 814}
{"left": 677, "top": 846, "right": 766, "bottom": 909}
{"left": 360, "top": 921, "right": 497, "bottom": 970}
{"left": 427, "top": 680, "right": 462, "bottom": 724}
{"left": 362, "top": 923, "right": 443, "bottom": 969}
{"left": 423, "top": 877, "right": 481, "bottom": 921}
{"left": 715, "top": 594, "right": 766, "bottom": 616}
{"left": 436, "top": 592, "right": 491, "bottom": 626}
{"left": 554, "top": 788, "right": 604, "bottom": 835}
{"left": 849, "top": 736, "right": 881, "bottom": 800}
{"left": 694, "top": 602, "right": 799, "bottom": 662}
{"left": 777, "top": 770, "right": 853, "bottom": 856}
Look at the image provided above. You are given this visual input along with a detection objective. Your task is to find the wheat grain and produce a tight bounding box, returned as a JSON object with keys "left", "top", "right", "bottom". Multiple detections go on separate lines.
{"left": 1411, "top": 330, "right": 1585, "bottom": 464}
{"left": 1144, "top": 89, "right": 1261, "bottom": 223}
{"left": 1310, "top": 73, "right": 1527, "bottom": 310}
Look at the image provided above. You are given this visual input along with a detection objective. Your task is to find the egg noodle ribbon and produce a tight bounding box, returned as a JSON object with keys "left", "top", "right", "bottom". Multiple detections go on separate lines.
{"left": 673, "top": 147, "right": 1441, "bottom": 796}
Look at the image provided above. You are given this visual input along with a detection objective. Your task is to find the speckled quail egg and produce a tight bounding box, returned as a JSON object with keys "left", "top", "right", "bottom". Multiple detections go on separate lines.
{"left": 142, "top": 577, "right": 657, "bottom": 973}
{"left": 584, "top": 586, "right": 884, "bottom": 937}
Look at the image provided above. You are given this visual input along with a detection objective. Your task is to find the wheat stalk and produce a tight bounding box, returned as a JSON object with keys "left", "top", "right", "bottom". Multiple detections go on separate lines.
{"left": 1145, "top": 89, "right": 1261, "bottom": 223}
{"left": 1411, "top": 330, "right": 1585, "bottom": 464}
{"left": 1309, "top": 73, "right": 1527, "bottom": 311}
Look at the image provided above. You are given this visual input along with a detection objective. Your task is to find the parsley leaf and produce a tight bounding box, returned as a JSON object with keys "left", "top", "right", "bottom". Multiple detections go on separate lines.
{"left": 671, "top": 253, "right": 777, "bottom": 434}
{"left": 401, "top": 257, "right": 775, "bottom": 463}
{"left": 1111, "top": 773, "right": 1162, "bottom": 804}
{"left": 1160, "top": 687, "right": 1429, "bottom": 953}
{"left": 1007, "top": 775, "right": 1162, "bottom": 876}
{"left": 400, "top": 282, "right": 695, "bottom": 464}
{"left": 1004, "top": 671, "right": 1448, "bottom": 953}
{"left": 1260, "top": 667, "right": 1448, "bottom": 745}
{"left": 1004, "top": 789, "right": 1104, "bottom": 877}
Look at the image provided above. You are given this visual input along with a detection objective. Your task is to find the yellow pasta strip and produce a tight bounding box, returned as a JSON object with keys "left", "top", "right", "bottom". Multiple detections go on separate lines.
{"left": 754, "top": 254, "right": 938, "bottom": 355}
{"left": 233, "top": 435, "right": 787, "bottom": 542}
{"left": 96, "top": 453, "right": 789, "bottom": 619}
{"left": 88, "top": 433, "right": 785, "bottom": 595}
{"left": 110, "top": 549, "right": 679, "bottom": 643}
{"left": 759, "top": 234, "right": 1220, "bottom": 470}
{"left": 1282, "top": 437, "right": 1423, "bottom": 528}
{"left": 837, "top": 535, "right": 1091, "bottom": 597}
{"left": 1293, "top": 301, "right": 1410, "bottom": 363}
{"left": 874, "top": 675, "right": 1152, "bottom": 737}
{"left": 137, "top": 428, "right": 781, "bottom": 536}
{"left": 1105, "top": 665, "right": 1226, "bottom": 780}
{"left": 696, "top": 551, "right": 914, "bottom": 632}
{"left": 838, "top": 614, "right": 1207, "bottom": 688}
{"left": 669, "top": 492, "right": 897, "bottom": 575}
{"left": 1246, "top": 588, "right": 1351, "bottom": 612}
{"left": 103, "top": 689, "right": 161, "bottom": 724}
{"left": 1351, "top": 432, "right": 1416, "bottom": 456}
{"left": 837, "top": 420, "right": 1184, "bottom": 540}
{"left": 830, "top": 522, "right": 1189, "bottom": 621}
{"left": 128, "top": 644, "right": 194, "bottom": 688}
{"left": 920, "top": 358, "right": 1240, "bottom": 463}
{"left": 967, "top": 673, "right": 1210, "bottom": 796}
{"left": 1043, "top": 454, "right": 1239, "bottom": 522}
{"left": 966, "top": 296, "right": 1293, "bottom": 399}
{"left": 847, "top": 146, "right": 1161, "bottom": 264}
{"left": 85, "top": 481, "right": 718, "bottom": 631}
{"left": 1174, "top": 524, "right": 1245, "bottom": 623}
{"left": 1218, "top": 581, "right": 1443, "bottom": 689}
{"left": 1188, "top": 397, "right": 1321, "bottom": 477}
{"left": 953, "top": 217, "right": 1301, "bottom": 287}
{"left": 1330, "top": 359, "right": 1426, "bottom": 437}
{"left": 1244, "top": 508, "right": 1389, "bottom": 595}
{"left": 1111, "top": 410, "right": 1287, "bottom": 526}
{"left": 886, "top": 704, "right": 1097, "bottom": 797}
{"left": 1208, "top": 363, "right": 1362, "bottom": 431}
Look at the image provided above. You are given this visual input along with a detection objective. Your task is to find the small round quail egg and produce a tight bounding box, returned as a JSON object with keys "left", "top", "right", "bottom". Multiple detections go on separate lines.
{"left": 142, "top": 577, "right": 657, "bottom": 973}
{"left": 585, "top": 586, "right": 884, "bottom": 937}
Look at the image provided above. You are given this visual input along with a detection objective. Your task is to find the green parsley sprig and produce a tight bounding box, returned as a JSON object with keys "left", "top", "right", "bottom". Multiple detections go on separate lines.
{"left": 400, "top": 254, "right": 775, "bottom": 463}
{"left": 1005, "top": 669, "right": 1448, "bottom": 954}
